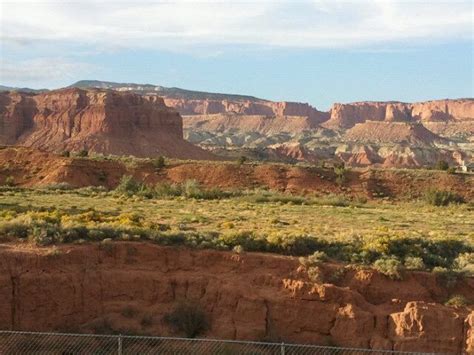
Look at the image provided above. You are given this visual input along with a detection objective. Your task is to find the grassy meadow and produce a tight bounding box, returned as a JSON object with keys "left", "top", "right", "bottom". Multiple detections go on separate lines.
{"left": 0, "top": 179, "right": 473, "bottom": 278}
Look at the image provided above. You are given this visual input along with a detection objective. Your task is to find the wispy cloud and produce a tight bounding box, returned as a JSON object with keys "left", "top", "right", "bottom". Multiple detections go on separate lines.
{"left": 0, "top": 57, "right": 96, "bottom": 84}
{"left": 1, "top": 0, "right": 472, "bottom": 51}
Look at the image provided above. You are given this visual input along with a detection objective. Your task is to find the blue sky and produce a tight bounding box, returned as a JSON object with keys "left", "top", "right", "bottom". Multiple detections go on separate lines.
{"left": 1, "top": 0, "right": 472, "bottom": 110}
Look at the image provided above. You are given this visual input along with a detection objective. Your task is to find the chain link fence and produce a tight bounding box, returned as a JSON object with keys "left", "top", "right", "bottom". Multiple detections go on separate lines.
{"left": 0, "top": 330, "right": 438, "bottom": 355}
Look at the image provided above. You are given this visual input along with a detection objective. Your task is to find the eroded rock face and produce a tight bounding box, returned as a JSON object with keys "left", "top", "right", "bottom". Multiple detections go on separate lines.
{"left": 164, "top": 99, "right": 329, "bottom": 123}
{"left": 0, "top": 88, "right": 214, "bottom": 159}
{"left": 0, "top": 243, "right": 472, "bottom": 353}
{"left": 324, "top": 99, "right": 474, "bottom": 129}
{"left": 389, "top": 302, "right": 465, "bottom": 353}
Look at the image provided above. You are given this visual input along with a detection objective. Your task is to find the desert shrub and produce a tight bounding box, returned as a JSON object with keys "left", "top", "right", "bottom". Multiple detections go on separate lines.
{"left": 29, "top": 225, "right": 61, "bottom": 246}
{"left": 237, "top": 156, "right": 247, "bottom": 165}
{"left": 424, "top": 189, "right": 464, "bottom": 206}
{"left": 434, "top": 160, "right": 449, "bottom": 171}
{"left": 0, "top": 220, "right": 29, "bottom": 238}
{"left": 446, "top": 167, "right": 456, "bottom": 174}
{"left": 76, "top": 186, "right": 108, "bottom": 195}
{"left": 300, "top": 251, "right": 328, "bottom": 268}
{"left": 183, "top": 179, "right": 201, "bottom": 198}
{"left": 404, "top": 256, "right": 426, "bottom": 271}
{"left": 245, "top": 192, "right": 306, "bottom": 205}
{"left": 4, "top": 176, "right": 15, "bottom": 187}
{"left": 153, "top": 156, "right": 166, "bottom": 170}
{"left": 307, "top": 266, "right": 323, "bottom": 283}
{"left": 60, "top": 150, "right": 70, "bottom": 157}
{"left": 232, "top": 245, "right": 244, "bottom": 253}
{"left": 164, "top": 302, "right": 209, "bottom": 338}
{"left": 373, "top": 256, "right": 403, "bottom": 280}
{"left": 333, "top": 162, "right": 347, "bottom": 185}
{"left": 43, "top": 182, "right": 74, "bottom": 191}
{"left": 267, "top": 234, "right": 326, "bottom": 256}
{"left": 115, "top": 175, "right": 143, "bottom": 195}
{"left": 453, "top": 253, "right": 474, "bottom": 276}
{"left": 445, "top": 295, "right": 468, "bottom": 307}
{"left": 219, "top": 231, "right": 267, "bottom": 252}
{"left": 154, "top": 182, "right": 182, "bottom": 197}
{"left": 77, "top": 149, "right": 89, "bottom": 157}
{"left": 313, "top": 195, "right": 350, "bottom": 207}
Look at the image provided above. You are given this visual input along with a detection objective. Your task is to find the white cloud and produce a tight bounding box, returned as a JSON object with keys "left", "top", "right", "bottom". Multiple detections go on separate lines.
{"left": 0, "top": 0, "right": 472, "bottom": 51}
{"left": 0, "top": 57, "right": 96, "bottom": 84}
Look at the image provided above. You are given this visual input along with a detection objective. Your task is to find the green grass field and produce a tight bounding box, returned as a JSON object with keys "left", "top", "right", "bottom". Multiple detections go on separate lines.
{"left": 1, "top": 183, "right": 473, "bottom": 277}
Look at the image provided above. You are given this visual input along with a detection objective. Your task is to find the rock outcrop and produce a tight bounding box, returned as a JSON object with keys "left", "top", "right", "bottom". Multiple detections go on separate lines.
{"left": 0, "top": 88, "right": 214, "bottom": 159}
{"left": 183, "top": 114, "right": 321, "bottom": 135}
{"left": 343, "top": 121, "right": 447, "bottom": 146}
{"left": 165, "top": 99, "right": 329, "bottom": 123}
{"left": 324, "top": 99, "right": 474, "bottom": 129}
{"left": 0, "top": 243, "right": 472, "bottom": 352}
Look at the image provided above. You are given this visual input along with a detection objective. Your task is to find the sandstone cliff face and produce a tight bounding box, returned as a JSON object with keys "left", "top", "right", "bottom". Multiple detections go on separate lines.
{"left": 164, "top": 98, "right": 329, "bottom": 123}
{"left": 0, "top": 243, "right": 472, "bottom": 352}
{"left": 324, "top": 99, "right": 474, "bottom": 129}
{"left": 0, "top": 89, "right": 214, "bottom": 159}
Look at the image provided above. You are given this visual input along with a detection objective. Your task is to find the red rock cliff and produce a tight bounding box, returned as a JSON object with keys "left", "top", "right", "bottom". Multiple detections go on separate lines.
{"left": 324, "top": 99, "right": 474, "bottom": 129}
{"left": 0, "top": 243, "right": 472, "bottom": 353}
{"left": 0, "top": 89, "right": 214, "bottom": 159}
{"left": 163, "top": 98, "right": 329, "bottom": 123}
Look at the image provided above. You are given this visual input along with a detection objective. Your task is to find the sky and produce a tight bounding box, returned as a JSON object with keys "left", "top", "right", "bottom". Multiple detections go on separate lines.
{"left": 0, "top": 0, "right": 473, "bottom": 110}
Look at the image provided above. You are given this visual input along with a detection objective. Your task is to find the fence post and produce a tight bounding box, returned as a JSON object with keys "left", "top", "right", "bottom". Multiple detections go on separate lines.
{"left": 280, "top": 342, "right": 285, "bottom": 355}
{"left": 118, "top": 334, "right": 123, "bottom": 355}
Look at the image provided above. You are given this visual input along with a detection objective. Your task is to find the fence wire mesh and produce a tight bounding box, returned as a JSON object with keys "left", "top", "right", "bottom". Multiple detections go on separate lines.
{"left": 0, "top": 331, "right": 438, "bottom": 355}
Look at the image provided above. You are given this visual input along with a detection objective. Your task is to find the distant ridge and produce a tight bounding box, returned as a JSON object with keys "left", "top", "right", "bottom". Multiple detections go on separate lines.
{"left": 0, "top": 85, "right": 48, "bottom": 94}
{"left": 70, "top": 80, "right": 266, "bottom": 102}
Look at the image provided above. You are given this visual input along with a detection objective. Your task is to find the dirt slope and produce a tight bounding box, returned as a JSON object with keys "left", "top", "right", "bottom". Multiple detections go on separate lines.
{"left": 1, "top": 147, "right": 473, "bottom": 201}
{"left": 0, "top": 242, "right": 472, "bottom": 352}
{"left": 344, "top": 121, "right": 447, "bottom": 146}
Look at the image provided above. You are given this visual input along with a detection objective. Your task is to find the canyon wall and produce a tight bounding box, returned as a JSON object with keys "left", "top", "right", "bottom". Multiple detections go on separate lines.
{"left": 164, "top": 98, "right": 329, "bottom": 123}
{"left": 0, "top": 243, "right": 472, "bottom": 353}
{"left": 324, "top": 99, "right": 474, "bottom": 129}
{"left": 0, "top": 89, "right": 214, "bottom": 159}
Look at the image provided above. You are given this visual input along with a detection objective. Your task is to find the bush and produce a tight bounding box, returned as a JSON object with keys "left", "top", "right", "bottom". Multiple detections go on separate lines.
{"left": 245, "top": 192, "right": 306, "bottom": 205}
{"left": 115, "top": 175, "right": 143, "bottom": 195}
{"left": 164, "top": 302, "right": 209, "bottom": 338}
{"left": 424, "top": 189, "right": 464, "bottom": 206}
{"left": 43, "top": 182, "right": 73, "bottom": 191}
{"left": 237, "top": 156, "right": 247, "bottom": 165}
{"left": 77, "top": 149, "right": 89, "bottom": 157}
{"left": 333, "top": 162, "right": 347, "bottom": 185}
{"left": 453, "top": 253, "right": 474, "bottom": 276}
{"left": 445, "top": 295, "right": 468, "bottom": 307}
{"left": 434, "top": 160, "right": 449, "bottom": 171}
{"left": 404, "top": 256, "right": 426, "bottom": 271}
{"left": 373, "top": 257, "right": 403, "bottom": 280}
{"left": 61, "top": 150, "right": 70, "bottom": 158}
{"left": 4, "top": 176, "right": 15, "bottom": 187}
{"left": 313, "top": 195, "right": 350, "bottom": 207}
{"left": 153, "top": 156, "right": 166, "bottom": 170}
{"left": 307, "top": 266, "right": 323, "bottom": 283}
{"left": 299, "top": 251, "right": 328, "bottom": 268}
{"left": 154, "top": 182, "right": 182, "bottom": 197}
